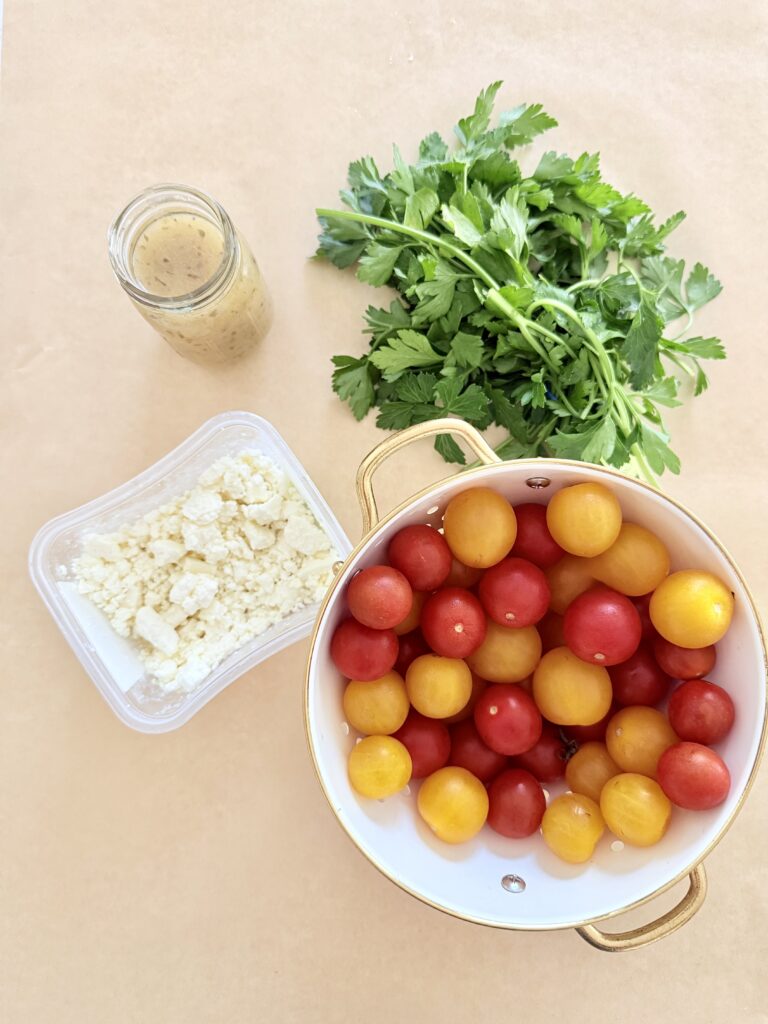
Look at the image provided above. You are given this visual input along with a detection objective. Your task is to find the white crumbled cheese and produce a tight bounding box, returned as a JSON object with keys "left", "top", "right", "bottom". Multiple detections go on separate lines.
{"left": 73, "top": 450, "right": 339, "bottom": 695}
{"left": 169, "top": 572, "right": 218, "bottom": 615}
{"left": 134, "top": 606, "right": 180, "bottom": 656}
{"left": 283, "top": 516, "right": 329, "bottom": 556}
{"left": 243, "top": 493, "right": 284, "bottom": 524}
{"left": 84, "top": 534, "right": 124, "bottom": 561}
{"left": 242, "top": 521, "right": 276, "bottom": 551}
{"left": 182, "top": 488, "right": 223, "bottom": 525}
{"left": 148, "top": 538, "right": 185, "bottom": 566}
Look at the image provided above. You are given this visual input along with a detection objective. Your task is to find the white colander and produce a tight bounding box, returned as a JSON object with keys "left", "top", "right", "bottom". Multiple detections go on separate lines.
{"left": 305, "top": 420, "right": 766, "bottom": 951}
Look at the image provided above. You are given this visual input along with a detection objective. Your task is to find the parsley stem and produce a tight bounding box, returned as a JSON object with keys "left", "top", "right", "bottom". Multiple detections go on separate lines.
{"left": 630, "top": 444, "right": 660, "bottom": 488}
{"left": 524, "top": 318, "right": 577, "bottom": 359}
{"left": 485, "top": 290, "right": 582, "bottom": 418}
{"left": 533, "top": 414, "right": 559, "bottom": 448}
{"left": 668, "top": 311, "right": 694, "bottom": 341}
{"left": 525, "top": 297, "right": 637, "bottom": 436}
{"left": 315, "top": 208, "right": 500, "bottom": 290}
{"left": 567, "top": 278, "right": 603, "bottom": 293}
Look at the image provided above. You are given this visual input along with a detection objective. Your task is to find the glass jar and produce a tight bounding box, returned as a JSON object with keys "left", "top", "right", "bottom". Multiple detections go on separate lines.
{"left": 108, "top": 184, "right": 271, "bottom": 364}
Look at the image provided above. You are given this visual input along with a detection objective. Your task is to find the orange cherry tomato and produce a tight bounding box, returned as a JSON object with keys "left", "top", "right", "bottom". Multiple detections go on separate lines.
{"left": 443, "top": 487, "right": 517, "bottom": 568}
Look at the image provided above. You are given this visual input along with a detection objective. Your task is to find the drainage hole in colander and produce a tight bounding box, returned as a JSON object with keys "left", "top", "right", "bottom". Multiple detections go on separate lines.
{"left": 525, "top": 477, "right": 551, "bottom": 490}
{"left": 610, "top": 840, "right": 625, "bottom": 852}
{"left": 341, "top": 722, "right": 350, "bottom": 735}
{"left": 426, "top": 505, "right": 440, "bottom": 515}
{"left": 501, "top": 874, "right": 526, "bottom": 893}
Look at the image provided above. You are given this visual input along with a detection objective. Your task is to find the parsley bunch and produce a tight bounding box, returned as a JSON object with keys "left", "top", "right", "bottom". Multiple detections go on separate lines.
{"left": 315, "top": 83, "right": 724, "bottom": 483}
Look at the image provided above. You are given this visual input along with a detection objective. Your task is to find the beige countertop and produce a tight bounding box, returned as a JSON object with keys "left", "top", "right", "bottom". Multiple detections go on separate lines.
{"left": 2, "top": 1, "right": 767, "bottom": 1021}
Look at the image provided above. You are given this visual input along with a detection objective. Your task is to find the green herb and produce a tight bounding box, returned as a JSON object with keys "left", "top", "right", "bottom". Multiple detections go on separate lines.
{"left": 315, "top": 82, "right": 723, "bottom": 482}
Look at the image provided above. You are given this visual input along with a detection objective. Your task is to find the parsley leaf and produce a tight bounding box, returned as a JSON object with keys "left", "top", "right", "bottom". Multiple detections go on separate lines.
{"left": 434, "top": 433, "right": 467, "bottom": 464}
{"left": 357, "top": 242, "right": 404, "bottom": 286}
{"left": 686, "top": 263, "right": 723, "bottom": 310}
{"left": 396, "top": 372, "right": 438, "bottom": 403}
{"left": 419, "top": 132, "right": 448, "bottom": 162}
{"left": 670, "top": 335, "right": 726, "bottom": 360}
{"left": 641, "top": 426, "right": 681, "bottom": 475}
{"left": 643, "top": 376, "right": 681, "bottom": 407}
{"left": 434, "top": 378, "right": 490, "bottom": 423}
{"left": 411, "top": 262, "right": 459, "bottom": 324}
{"left": 363, "top": 300, "right": 411, "bottom": 343}
{"left": 455, "top": 81, "right": 503, "bottom": 145}
{"left": 331, "top": 356, "right": 376, "bottom": 420}
{"left": 623, "top": 294, "right": 663, "bottom": 389}
{"left": 499, "top": 103, "right": 558, "bottom": 147}
{"left": 442, "top": 204, "right": 485, "bottom": 246}
{"left": 404, "top": 188, "right": 439, "bottom": 229}
{"left": 449, "top": 331, "right": 486, "bottom": 369}
{"left": 369, "top": 330, "right": 443, "bottom": 381}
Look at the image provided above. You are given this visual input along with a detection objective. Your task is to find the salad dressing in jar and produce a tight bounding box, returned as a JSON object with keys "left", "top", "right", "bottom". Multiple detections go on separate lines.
{"left": 109, "top": 184, "right": 271, "bottom": 363}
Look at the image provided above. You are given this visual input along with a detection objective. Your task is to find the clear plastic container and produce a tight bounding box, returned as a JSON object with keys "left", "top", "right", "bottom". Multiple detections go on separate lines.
{"left": 29, "top": 412, "right": 351, "bottom": 733}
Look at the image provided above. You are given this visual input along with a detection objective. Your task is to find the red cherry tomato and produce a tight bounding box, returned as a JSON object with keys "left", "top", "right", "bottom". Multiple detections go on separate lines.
{"left": 474, "top": 684, "right": 542, "bottom": 756}
{"left": 653, "top": 635, "right": 716, "bottom": 679}
{"left": 512, "top": 723, "right": 567, "bottom": 782}
{"left": 657, "top": 741, "right": 731, "bottom": 810}
{"left": 668, "top": 680, "right": 735, "bottom": 745}
{"left": 632, "top": 593, "right": 656, "bottom": 643}
{"left": 347, "top": 565, "right": 413, "bottom": 630}
{"left": 394, "top": 630, "right": 429, "bottom": 677}
{"left": 421, "top": 587, "right": 487, "bottom": 659}
{"left": 538, "top": 611, "right": 565, "bottom": 652}
{"left": 478, "top": 557, "right": 550, "bottom": 628}
{"left": 511, "top": 503, "right": 565, "bottom": 569}
{"left": 563, "top": 586, "right": 642, "bottom": 666}
{"left": 609, "top": 645, "right": 671, "bottom": 706}
{"left": 562, "top": 703, "right": 616, "bottom": 744}
{"left": 394, "top": 711, "right": 451, "bottom": 779}
{"left": 387, "top": 525, "right": 452, "bottom": 591}
{"left": 448, "top": 719, "right": 508, "bottom": 782}
{"left": 488, "top": 768, "right": 546, "bottom": 838}
{"left": 330, "top": 619, "right": 399, "bottom": 681}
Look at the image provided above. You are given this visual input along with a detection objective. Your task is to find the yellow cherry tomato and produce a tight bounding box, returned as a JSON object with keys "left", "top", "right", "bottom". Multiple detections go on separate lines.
{"left": 586, "top": 523, "right": 670, "bottom": 597}
{"left": 565, "top": 741, "right": 621, "bottom": 803}
{"left": 533, "top": 646, "right": 612, "bottom": 725}
{"left": 541, "top": 792, "right": 605, "bottom": 864}
{"left": 442, "top": 672, "right": 486, "bottom": 724}
{"left": 545, "top": 555, "right": 594, "bottom": 615}
{"left": 348, "top": 735, "right": 412, "bottom": 798}
{"left": 650, "top": 570, "right": 734, "bottom": 648}
{"left": 342, "top": 671, "right": 410, "bottom": 735}
{"left": 417, "top": 766, "right": 489, "bottom": 843}
{"left": 394, "top": 591, "right": 426, "bottom": 636}
{"left": 466, "top": 620, "right": 542, "bottom": 683}
{"left": 600, "top": 773, "right": 671, "bottom": 846}
{"left": 443, "top": 487, "right": 517, "bottom": 568}
{"left": 605, "top": 706, "right": 678, "bottom": 777}
{"left": 406, "top": 654, "right": 472, "bottom": 718}
{"left": 546, "top": 482, "right": 622, "bottom": 558}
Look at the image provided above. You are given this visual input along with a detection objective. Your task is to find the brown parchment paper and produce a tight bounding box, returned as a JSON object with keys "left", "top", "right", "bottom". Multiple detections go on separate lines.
{"left": 1, "top": 1, "right": 767, "bottom": 1021}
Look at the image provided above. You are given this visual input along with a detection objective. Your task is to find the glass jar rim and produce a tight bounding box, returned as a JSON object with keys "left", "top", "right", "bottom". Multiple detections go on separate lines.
{"left": 107, "top": 183, "right": 239, "bottom": 311}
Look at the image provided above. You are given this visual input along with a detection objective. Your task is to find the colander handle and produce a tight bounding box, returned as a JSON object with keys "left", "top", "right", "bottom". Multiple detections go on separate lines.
{"left": 576, "top": 863, "right": 707, "bottom": 952}
{"left": 356, "top": 418, "right": 500, "bottom": 533}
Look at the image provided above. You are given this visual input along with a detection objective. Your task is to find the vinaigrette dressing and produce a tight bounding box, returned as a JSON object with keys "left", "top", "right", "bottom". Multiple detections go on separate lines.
{"left": 109, "top": 185, "right": 271, "bottom": 364}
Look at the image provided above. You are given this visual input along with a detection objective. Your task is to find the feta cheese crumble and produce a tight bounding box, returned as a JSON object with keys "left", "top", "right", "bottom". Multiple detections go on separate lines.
{"left": 73, "top": 451, "right": 339, "bottom": 694}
